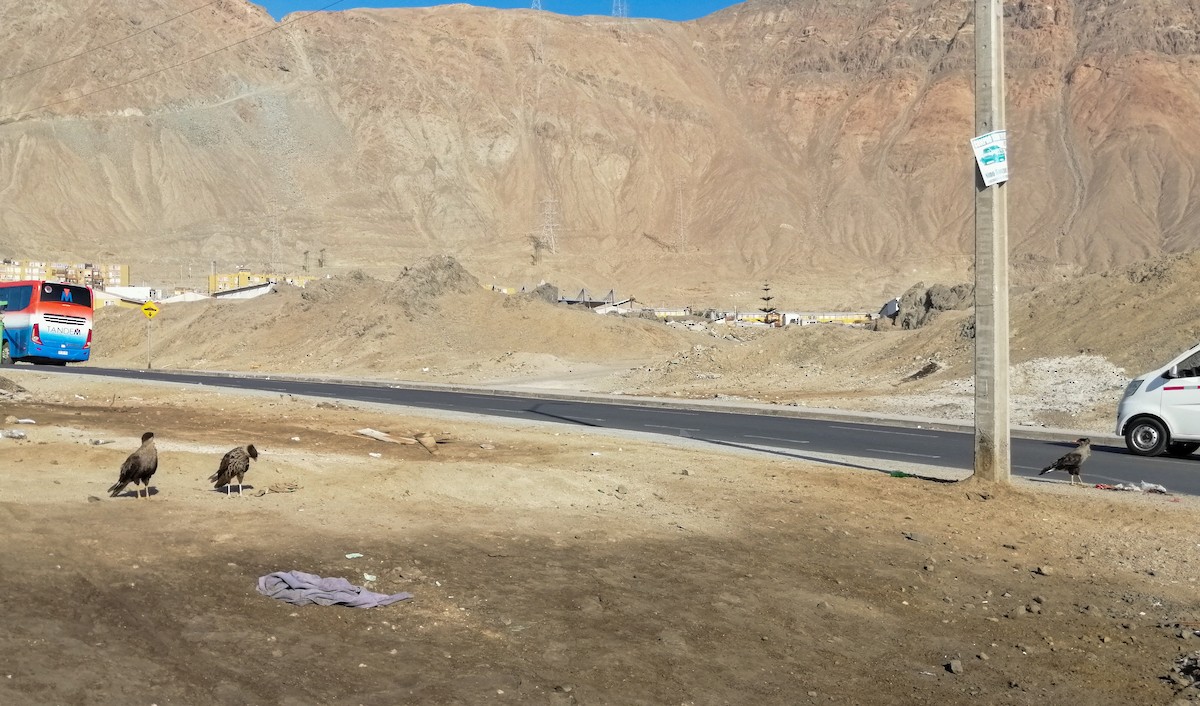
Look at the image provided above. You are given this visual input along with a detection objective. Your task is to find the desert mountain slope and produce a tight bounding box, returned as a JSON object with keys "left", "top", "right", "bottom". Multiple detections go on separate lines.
{"left": 3, "top": 0, "right": 1200, "bottom": 305}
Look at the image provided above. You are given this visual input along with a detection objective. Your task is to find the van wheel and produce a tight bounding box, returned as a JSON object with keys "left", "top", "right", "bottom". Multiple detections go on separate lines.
{"left": 0, "top": 341, "right": 9, "bottom": 366}
{"left": 1126, "top": 417, "right": 1169, "bottom": 456}
{"left": 1167, "top": 442, "right": 1200, "bottom": 457}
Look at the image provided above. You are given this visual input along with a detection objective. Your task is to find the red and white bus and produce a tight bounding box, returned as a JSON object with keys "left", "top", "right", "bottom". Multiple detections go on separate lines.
{"left": 0, "top": 280, "right": 93, "bottom": 365}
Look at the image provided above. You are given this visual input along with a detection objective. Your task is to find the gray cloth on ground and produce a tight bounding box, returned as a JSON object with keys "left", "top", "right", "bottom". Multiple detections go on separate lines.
{"left": 257, "top": 570, "right": 414, "bottom": 608}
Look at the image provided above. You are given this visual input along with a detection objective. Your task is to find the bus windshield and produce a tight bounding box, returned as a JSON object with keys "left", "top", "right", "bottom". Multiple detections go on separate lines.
{"left": 38, "top": 282, "right": 92, "bottom": 308}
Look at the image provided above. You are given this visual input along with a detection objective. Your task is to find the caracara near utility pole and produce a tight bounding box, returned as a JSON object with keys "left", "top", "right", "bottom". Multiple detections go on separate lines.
{"left": 108, "top": 432, "right": 158, "bottom": 499}
{"left": 1038, "top": 438, "right": 1092, "bottom": 486}
{"left": 210, "top": 444, "right": 258, "bottom": 496}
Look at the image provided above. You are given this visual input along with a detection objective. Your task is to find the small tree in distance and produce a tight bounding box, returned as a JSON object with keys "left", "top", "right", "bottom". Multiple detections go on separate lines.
{"left": 759, "top": 282, "right": 778, "bottom": 324}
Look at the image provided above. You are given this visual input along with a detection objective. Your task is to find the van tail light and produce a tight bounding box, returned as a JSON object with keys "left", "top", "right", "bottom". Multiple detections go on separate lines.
{"left": 32, "top": 323, "right": 41, "bottom": 345}
{"left": 85, "top": 329, "right": 92, "bottom": 349}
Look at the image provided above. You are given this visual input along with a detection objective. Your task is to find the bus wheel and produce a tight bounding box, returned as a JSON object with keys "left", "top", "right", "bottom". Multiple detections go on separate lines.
{"left": 0, "top": 341, "right": 10, "bottom": 366}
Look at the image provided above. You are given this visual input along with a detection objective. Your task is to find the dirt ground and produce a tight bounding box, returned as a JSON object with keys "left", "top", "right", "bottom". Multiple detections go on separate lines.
{"left": 4, "top": 371, "right": 1200, "bottom": 705}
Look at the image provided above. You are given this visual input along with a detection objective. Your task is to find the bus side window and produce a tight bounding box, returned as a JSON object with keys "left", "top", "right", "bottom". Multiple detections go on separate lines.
{"left": 0, "top": 286, "right": 31, "bottom": 311}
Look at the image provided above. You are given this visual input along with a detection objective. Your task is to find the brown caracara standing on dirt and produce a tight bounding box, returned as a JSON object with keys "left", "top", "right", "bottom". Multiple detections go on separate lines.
{"left": 210, "top": 444, "right": 258, "bottom": 496}
{"left": 1038, "top": 437, "right": 1092, "bottom": 486}
{"left": 108, "top": 432, "right": 158, "bottom": 499}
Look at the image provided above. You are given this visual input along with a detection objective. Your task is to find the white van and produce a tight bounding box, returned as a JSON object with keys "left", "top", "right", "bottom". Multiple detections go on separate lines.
{"left": 1116, "top": 341, "right": 1200, "bottom": 456}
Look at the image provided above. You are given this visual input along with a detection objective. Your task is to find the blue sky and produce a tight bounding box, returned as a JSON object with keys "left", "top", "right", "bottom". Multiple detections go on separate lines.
{"left": 261, "top": 1, "right": 741, "bottom": 23}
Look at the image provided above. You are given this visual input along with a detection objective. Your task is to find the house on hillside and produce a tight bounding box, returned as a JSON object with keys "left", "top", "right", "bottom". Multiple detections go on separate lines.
{"left": 558, "top": 288, "right": 633, "bottom": 309}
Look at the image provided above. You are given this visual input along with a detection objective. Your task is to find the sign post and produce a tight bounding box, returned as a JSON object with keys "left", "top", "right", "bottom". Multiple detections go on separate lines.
{"left": 141, "top": 301, "right": 159, "bottom": 370}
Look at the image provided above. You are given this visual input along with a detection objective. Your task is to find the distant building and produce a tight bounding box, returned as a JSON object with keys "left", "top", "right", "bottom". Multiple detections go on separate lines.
{"left": 212, "top": 281, "right": 275, "bottom": 300}
{"left": 0, "top": 258, "right": 129, "bottom": 287}
{"left": 104, "top": 285, "right": 156, "bottom": 302}
{"left": 879, "top": 297, "right": 901, "bottom": 319}
{"left": 209, "top": 269, "right": 273, "bottom": 293}
{"left": 208, "top": 269, "right": 315, "bottom": 293}
{"left": 557, "top": 289, "right": 633, "bottom": 309}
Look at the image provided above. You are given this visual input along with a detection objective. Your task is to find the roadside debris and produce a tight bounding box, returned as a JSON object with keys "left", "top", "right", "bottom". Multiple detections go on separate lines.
{"left": 358, "top": 428, "right": 413, "bottom": 444}
{"left": 1094, "top": 481, "right": 1170, "bottom": 494}
{"left": 89, "top": 439, "right": 114, "bottom": 446}
{"left": 2, "top": 430, "right": 27, "bottom": 439}
{"left": 256, "top": 571, "right": 412, "bottom": 608}
{"left": 345, "top": 553, "right": 364, "bottom": 559}
{"left": 252, "top": 482, "right": 300, "bottom": 497}
{"left": 357, "top": 428, "right": 449, "bottom": 454}
{"left": 416, "top": 432, "right": 438, "bottom": 455}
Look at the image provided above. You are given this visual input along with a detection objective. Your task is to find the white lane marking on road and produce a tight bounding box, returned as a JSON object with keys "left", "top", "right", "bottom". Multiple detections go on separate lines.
{"left": 483, "top": 407, "right": 522, "bottom": 414}
{"left": 645, "top": 424, "right": 701, "bottom": 432}
{"left": 744, "top": 435, "right": 810, "bottom": 444}
{"left": 620, "top": 407, "right": 699, "bottom": 416}
{"left": 1157, "top": 458, "right": 1200, "bottom": 467}
{"left": 830, "top": 425, "right": 938, "bottom": 438}
{"left": 866, "top": 448, "right": 941, "bottom": 459}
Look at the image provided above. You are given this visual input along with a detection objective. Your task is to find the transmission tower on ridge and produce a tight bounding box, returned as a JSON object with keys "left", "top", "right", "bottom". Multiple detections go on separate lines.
{"left": 531, "top": 0, "right": 542, "bottom": 10}
{"left": 612, "top": 1, "right": 628, "bottom": 18}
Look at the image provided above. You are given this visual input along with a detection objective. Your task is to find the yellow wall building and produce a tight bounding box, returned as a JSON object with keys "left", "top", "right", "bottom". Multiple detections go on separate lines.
{"left": 0, "top": 259, "right": 129, "bottom": 287}
{"left": 208, "top": 270, "right": 317, "bottom": 293}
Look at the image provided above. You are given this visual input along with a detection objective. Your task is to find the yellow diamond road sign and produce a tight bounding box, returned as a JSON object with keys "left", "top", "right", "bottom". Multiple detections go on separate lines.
{"left": 142, "top": 301, "right": 159, "bottom": 319}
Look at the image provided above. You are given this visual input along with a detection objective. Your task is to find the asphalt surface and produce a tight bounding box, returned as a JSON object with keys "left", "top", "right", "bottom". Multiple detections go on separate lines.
{"left": 19, "top": 365, "right": 1200, "bottom": 495}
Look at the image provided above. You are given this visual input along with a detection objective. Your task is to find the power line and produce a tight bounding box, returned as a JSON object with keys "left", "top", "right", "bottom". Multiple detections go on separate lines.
{"left": 0, "top": 0, "right": 347, "bottom": 123}
{"left": 0, "top": 0, "right": 225, "bottom": 84}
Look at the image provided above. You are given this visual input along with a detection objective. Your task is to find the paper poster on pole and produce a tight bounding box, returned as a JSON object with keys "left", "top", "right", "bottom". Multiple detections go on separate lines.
{"left": 971, "top": 130, "right": 1008, "bottom": 186}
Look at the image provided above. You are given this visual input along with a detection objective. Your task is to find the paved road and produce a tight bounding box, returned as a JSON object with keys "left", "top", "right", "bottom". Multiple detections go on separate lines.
{"left": 25, "top": 365, "right": 1200, "bottom": 495}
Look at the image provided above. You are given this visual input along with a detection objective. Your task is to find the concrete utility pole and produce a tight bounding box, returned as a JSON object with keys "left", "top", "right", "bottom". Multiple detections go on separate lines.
{"left": 973, "top": 0, "right": 1010, "bottom": 483}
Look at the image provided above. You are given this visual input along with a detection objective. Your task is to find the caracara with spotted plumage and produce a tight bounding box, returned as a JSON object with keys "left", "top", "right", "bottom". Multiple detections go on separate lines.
{"left": 108, "top": 431, "right": 158, "bottom": 499}
{"left": 1038, "top": 438, "right": 1092, "bottom": 486}
{"left": 210, "top": 444, "right": 258, "bottom": 496}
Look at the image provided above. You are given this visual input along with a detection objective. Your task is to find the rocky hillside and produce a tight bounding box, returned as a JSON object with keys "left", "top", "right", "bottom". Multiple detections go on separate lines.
{"left": 3, "top": 0, "right": 1200, "bottom": 306}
